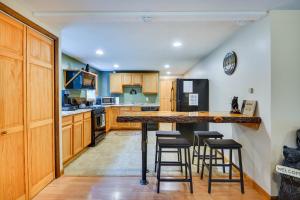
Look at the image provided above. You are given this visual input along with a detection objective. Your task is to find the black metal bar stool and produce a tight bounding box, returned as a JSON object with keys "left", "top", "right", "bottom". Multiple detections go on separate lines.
{"left": 192, "top": 131, "right": 225, "bottom": 173}
{"left": 201, "top": 139, "right": 244, "bottom": 194}
{"left": 154, "top": 131, "right": 182, "bottom": 172}
{"left": 156, "top": 138, "right": 193, "bottom": 193}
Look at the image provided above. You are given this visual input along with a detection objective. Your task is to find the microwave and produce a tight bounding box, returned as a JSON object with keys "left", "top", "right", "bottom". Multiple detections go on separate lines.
{"left": 98, "top": 97, "right": 116, "bottom": 105}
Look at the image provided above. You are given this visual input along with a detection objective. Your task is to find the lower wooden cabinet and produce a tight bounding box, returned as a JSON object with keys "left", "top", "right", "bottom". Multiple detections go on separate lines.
{"left": 62, "top": 111, "right": 91, "bottom": 165}
{"left": 83, "top": 118, "right": 92, "bottom": 147}
{"left": 106, "top": 106, "right": 141, "bottom": 131}
{"left": 62, "top": 124, "right": 73, "bottom": 163}
{"left": 73, "top": 121, "right": 83, "bottom": 155}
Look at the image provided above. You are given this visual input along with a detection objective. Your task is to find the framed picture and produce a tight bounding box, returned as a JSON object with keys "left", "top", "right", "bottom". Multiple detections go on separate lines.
{"left": 241, "top": 100, "right": 257, "bottom": 116}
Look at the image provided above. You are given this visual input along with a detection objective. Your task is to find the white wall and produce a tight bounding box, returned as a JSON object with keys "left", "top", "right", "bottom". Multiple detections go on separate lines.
{"left": 270, "top": 10, "right": 300, "bottom": 196}
{"left": 185, "top": 17, "right": 272, "bottom": 193}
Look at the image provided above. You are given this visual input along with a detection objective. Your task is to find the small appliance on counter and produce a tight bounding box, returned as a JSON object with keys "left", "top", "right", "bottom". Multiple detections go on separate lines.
{"left": 97, "top": 96, "right": 116, "bottom": 105}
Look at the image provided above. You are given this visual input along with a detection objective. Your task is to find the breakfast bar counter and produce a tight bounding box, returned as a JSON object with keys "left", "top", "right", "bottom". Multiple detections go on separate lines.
{"left": 117, "top": 111, "right": 261, "bottom": 185}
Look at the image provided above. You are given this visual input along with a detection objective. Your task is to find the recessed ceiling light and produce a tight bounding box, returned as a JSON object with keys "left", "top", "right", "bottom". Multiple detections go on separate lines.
{"left": 173, "top": 41, "right": 182, "bottom": 47}
{"left": 96, "top": 49, "right": 104, "bottom": 55}
{"left": 113, "top": 64, "right": 119, "bottom": 68}
{"left": 164, "top": 64, "right": 170, "bottom": 69}
{"left": 166, "top": 71, "right": 171, "bottom": 75}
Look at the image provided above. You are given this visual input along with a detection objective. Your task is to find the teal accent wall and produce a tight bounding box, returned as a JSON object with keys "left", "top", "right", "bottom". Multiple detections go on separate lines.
{"left": 62, "top": 53, "right": 159, "bottom": 103}
{"left": 112, "top": 86, "right": 159, "bottom": 104}
{"left": 61, "top": 53, "right": 101, "bottom": 98}
{"left": 97, "top": 71, "right": 159, "bottom": 104}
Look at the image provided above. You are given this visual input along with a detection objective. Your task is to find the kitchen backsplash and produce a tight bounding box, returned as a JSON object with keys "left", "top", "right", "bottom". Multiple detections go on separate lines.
{"left": 111, "top": 86, "right": 159, "bottom": 104}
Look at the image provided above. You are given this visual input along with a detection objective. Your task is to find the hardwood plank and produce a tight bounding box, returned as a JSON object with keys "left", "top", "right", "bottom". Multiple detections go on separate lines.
{"left": 33, "top": 176, "right": 269, "bottom": 200}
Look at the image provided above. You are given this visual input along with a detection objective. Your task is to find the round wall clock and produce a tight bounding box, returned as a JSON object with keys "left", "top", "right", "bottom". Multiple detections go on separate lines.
{"left": 223, "top": 51, "right": 237, "bottom": 75}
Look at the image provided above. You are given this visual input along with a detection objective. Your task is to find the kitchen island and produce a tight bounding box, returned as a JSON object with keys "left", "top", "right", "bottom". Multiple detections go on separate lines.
{"left": 117, "top": 111, "right": 261, "bottom": 185}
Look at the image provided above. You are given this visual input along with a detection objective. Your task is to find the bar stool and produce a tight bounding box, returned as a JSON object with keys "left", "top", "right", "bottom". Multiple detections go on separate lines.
{"left": 201, "top": 139, "right": 244, "bottom": 194}
{"left": 154, "top": 131, "right": 182, "bottom": 172}
{"left": 192, "top": 131, "right": 225, "bottom": 173}
{"left": 156, "top": 138, "right": 193, "bottom": 193}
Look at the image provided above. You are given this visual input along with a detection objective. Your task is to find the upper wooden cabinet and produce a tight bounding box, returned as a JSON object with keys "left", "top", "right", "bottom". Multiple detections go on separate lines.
{"left": 142, "top": 73, "right": 159, "bottom": 94}
{"left": 122, "top": 73, "right": 132, "bottom": 85}
{"left": 132, "top": 73, "right": 142, "bottom": 85}
{"left": 110, "top": 73, "right": 123, "bottom": 93}
{"left": 110, "top": 72, "right": 158, "bottom": 94}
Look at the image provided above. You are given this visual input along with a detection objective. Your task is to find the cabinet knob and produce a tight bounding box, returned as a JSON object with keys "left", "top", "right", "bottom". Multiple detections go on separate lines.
{"left": 1, "top": 131, "right": 7, "bottom": 135}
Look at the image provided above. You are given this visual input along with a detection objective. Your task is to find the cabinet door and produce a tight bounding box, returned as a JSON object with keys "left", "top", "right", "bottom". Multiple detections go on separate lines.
{"left": 105, "top": 107, "right": 111, "bottom": 132}
{"left": 142, "top": 73, "right": 159, "bottom": 94}
{"left": 62, "top": 125, "right": 73, "bottom": 163}
{"left": 83, "top": 118, "right": 91, "bottom": 147}
{"left": 122, "top": 73, "right": 132, "bottom": 85}
{"left": 110, "top": 107, "right": 120, "bottom": 128}
{"left": 110, "top": 73, "right": 123, "bottom": 93}
{"left": 27, "top": 27, "right": 55, "bottom": 198}
{"left": 0, "top": 13, "right": 26, "bottom": 200}
{"left": 132, "top": 73, "right": 142, "bottom": 85}
{"left": 73, "top": 121, "right": 83, "bottom": 154}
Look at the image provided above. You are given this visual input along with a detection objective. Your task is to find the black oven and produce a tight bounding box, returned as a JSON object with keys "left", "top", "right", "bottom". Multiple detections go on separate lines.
{"left": 90, "top": 106, "right": 106, "bottom": 146}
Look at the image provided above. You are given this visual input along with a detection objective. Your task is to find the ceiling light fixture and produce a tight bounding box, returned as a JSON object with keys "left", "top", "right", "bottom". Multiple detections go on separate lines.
{"left": 96, "top": 49, "right": 104, "bottom": 55}
{"left": 164, "top": 64, "right": 170, "bottom": 69}
{"left": 113, "top": 64, "right": 119, "bottom": 68}
{"left": 166, "top": 71, "right": 171, "bottom": 75}
{"left": 173, "top": 41, "right": 182, "bottom": 47}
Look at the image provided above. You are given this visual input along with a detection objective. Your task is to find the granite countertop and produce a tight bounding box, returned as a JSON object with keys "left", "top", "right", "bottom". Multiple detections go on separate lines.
{"left": 62, "top": 108, "right": 92, "bottom": 117}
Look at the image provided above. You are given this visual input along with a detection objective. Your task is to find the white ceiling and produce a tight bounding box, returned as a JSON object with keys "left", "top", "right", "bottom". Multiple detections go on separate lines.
{"left": 18, "top": 0, "right": 300, "bottom": 75}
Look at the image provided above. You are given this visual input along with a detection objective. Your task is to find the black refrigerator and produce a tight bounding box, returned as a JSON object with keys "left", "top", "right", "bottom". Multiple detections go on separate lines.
{"left": 173, "top": 79, "right": 209, "bottom": 142}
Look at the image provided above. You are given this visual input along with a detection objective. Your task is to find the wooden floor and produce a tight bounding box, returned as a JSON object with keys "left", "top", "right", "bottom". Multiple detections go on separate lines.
{"left": 34, "top": 176, "right": 268, "bottom": 200}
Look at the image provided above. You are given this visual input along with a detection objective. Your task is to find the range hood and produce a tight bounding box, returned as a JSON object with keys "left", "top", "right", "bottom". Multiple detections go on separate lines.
{"left": 64, "top": 69, "right": 97, "bottom": 89}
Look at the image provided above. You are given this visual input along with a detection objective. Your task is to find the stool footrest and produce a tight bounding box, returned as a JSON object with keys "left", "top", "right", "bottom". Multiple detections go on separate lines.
{"left": 210, "top": 179, "right": 242, "bottom": 183}
{"left": 157, "top": 150, "right": 180, "bottom": 153}
{"left": 159, "top": 178, "right": 192, "bottom": 182}
{"left": 160, "top": 161, "right": 186, "bottom": 166}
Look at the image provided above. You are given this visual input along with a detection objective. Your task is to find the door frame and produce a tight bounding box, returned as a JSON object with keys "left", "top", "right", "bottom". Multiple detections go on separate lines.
{"left": 0, "top": 2, "right": 61, "bottom": 178}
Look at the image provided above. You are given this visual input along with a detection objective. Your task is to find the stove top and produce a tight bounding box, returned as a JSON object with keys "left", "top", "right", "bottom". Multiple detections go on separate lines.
{"left": 80, "top": 105, "right": 105, "bottom": 112}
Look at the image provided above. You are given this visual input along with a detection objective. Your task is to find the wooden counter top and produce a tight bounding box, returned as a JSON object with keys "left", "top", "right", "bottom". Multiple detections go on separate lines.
{"left": 117, "top": 111, "right": 261, "bottom": 124}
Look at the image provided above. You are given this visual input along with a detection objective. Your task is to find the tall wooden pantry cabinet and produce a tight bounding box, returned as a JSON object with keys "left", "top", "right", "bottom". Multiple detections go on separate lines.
{"left": 0, "top": 11, "right": 55, "bottom": 200}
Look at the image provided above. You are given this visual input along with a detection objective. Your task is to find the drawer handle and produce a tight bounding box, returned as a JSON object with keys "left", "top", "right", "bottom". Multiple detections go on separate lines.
{"left": 1, "top": 131, "right": 7, "bottom": 135}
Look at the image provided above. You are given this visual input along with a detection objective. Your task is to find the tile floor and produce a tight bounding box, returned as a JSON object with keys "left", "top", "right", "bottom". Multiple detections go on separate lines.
{"left": 65, "top": 130, "right": 225, "bottom": 177}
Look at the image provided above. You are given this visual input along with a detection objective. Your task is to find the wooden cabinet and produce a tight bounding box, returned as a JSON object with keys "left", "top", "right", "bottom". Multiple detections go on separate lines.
{"left": 110, "top": 72, "right": 158, "bottom": 93}
{"left": 130, "top": 107, "right": 142, "bottom": 129}
{"left": 122, "top": 73, "right": 132, "bottom": 85}
{"left": 73, "top": 120, "right": 83, "bottom": 155}
{"left": 62, "top": 112, "right": 91, "bottom": 165}
{"left": 27, "top": 27, "right": 55, "bottom": 198}
{"left": 0, "top": 13, "right": 26, "bottom": 200}
{"left": 110, "top": 73, "right": 123, "bottom": 93}
{"left": 132, "top": 73, "right": 142, "bottom": 85}
{"left": 108, "top": 106, "right": 141, "bottom": 130}
{"left": 105, "top": 107, "right": 111, "bottom": 132}
{"left": 0, "top": 12, "right": 56, "bottom": 199}
{"left": 62, "top": 124, "right": 73, "bottom": 163}
{"left": 83, "top": 117, "right": 91, "bottom": 147}
{"left": 142, "top": 73, "right": 159, "bottom": 94}
{"left": 110, "top": 107, "right": 120, "bottom": 128}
